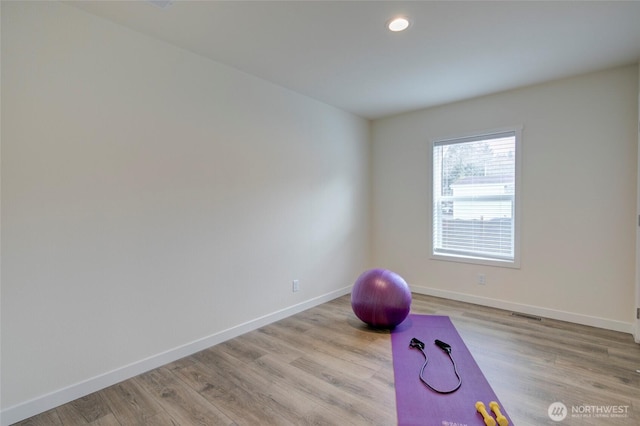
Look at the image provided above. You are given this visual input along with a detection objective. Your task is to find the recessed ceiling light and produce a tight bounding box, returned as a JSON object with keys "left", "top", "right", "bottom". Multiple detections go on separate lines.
{"left": 387, "top": 17, "right": 410, "bottom": 32}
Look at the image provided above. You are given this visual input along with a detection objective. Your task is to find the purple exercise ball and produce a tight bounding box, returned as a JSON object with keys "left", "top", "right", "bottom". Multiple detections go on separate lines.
{"left": 351, "top": 268, "right": 412, "bottom": 328}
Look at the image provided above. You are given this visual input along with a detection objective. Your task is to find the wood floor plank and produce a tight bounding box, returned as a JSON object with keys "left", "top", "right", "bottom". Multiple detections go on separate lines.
{"left": 258, "top": 321, "right": 385, "bottom": 372}
{"left": 289, "top": 342, "right": 380, "bottom": 380}
{"left": 249, "top": 353, "right": 396, "bottom": 425}
{"left": 86, "top": 413, "right": 120, "bottom": 426}
{"left": 11, "top": 409, "right": 63, "bottom": 426}
{"left": 98, "top": 379, "right": 162, "bottom": 426}
{"left": 191, "top": 346, "right": 334, "bottom": 425}
{"left": 56, "top": 393, "right": 111, "bottom": 425}
{"left": 174, "top": 358, "right": 296, "bottom": 425}
{"left": 133, "top": 367, "right": 234, "bottom": 426}
{"left": 289, "top": 354, "right": 396, "bottom": 412}
{"left": 234, "top": 328, "right": 306, "bottom": 364}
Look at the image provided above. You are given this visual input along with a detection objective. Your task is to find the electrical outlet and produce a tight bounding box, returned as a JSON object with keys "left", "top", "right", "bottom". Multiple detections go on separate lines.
{"left": 477, "top": 274, "right": 486, "bottom": 285}
{"left": 292, "top": 279, "right": 300, "bottom": 292}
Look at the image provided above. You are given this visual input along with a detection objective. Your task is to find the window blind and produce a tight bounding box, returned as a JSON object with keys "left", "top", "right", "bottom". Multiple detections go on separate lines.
{"left": 433, "top": 131, "right": 517, "bottom": 263}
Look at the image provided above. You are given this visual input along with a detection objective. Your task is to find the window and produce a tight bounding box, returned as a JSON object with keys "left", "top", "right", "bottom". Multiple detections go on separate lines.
{"left": 432, "top": 128, "right": 520, "bottom": 267}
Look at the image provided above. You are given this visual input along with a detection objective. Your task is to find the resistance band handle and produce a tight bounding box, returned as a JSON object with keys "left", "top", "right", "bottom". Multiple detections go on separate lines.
{"left": 409, "top": 337, "right": 425, "bottom": 350}
{"left": 435, "top": 339, "right": 452, "bottom": 353}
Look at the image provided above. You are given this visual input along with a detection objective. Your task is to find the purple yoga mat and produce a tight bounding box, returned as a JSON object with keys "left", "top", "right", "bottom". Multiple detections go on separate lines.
{"left": 391, "top": 314, "right": 512, "bottom": 426}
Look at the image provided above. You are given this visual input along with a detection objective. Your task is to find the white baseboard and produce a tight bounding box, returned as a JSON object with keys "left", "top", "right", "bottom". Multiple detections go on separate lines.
{"left": 0, "top": 286, "right": 351, "bottom": 426}
{"left": 411, "top": 285, "right": 634, "bottom": 335}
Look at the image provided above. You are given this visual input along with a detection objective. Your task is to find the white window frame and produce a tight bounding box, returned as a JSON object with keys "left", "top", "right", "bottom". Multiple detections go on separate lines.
{"left": 430, "top": 127, "right": 522, "bottom": 268}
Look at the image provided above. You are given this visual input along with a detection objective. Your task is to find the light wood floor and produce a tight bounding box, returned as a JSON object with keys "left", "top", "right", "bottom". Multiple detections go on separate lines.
{"left": 14, "top": 294, "right": 640, "bottom": 425}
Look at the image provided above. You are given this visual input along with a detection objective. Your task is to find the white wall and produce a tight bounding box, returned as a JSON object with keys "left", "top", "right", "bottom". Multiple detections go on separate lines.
{"left": 0, "top": 2, "right": 370, "bottom": 422}
{"left": 372, "top": 65, "right": 638, "bottom": 332}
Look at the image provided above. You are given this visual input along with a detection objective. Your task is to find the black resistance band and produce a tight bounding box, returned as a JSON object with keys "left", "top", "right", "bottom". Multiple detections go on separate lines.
{"left": 409, "top": 337, "right": 462, "bottom": 394}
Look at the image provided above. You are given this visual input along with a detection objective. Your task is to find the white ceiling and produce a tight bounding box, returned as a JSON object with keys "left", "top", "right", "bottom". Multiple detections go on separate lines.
{"left": 69, "top": 0, "right": 640, "bottom": 119}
